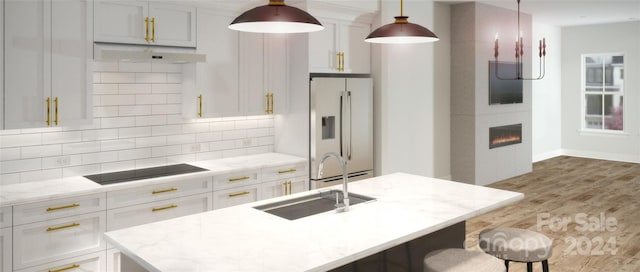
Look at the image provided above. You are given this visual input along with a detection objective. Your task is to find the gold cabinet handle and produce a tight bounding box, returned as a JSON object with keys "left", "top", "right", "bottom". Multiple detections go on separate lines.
{"left": 152, "top": 187, "right": 178, "bottom": 194}
{"left": 198, "top": 94, "right": 203, "bottom": 117}
{"left": 46, "top": 203, "right": 80, "bottom": 212}
{"left": 49, "top": 264, "right": 80, "bottom": 272}
{"left": 269, "top": 93, "right": 274, "bottom": 113}
{"left": 283, "top": 181, "right": 292, "bottom": 195}
{"left": 144, "top": 17, "right": 150, "bottom": 42}
{"left": 278, "top": 168, "right": 296, "bottom": 174}
{"left": 151, "top": 17, "right": 156, "bottom": 43}
{"left": 340, "top": 52, "right": 345, "bottom": 71}
{"left": 228, "top": 176, "right": 250, "bottom": 182}
{"left": 152, "top": 204, "right": 177, "bottom": 212}
{"left": 46, "top": 97, "right": 51, "bottom": 126}
{"left": 46, "top": 223, "right": 80, "bottom": 232}
{"left": 229, "top": 191, "right": 250, "bottom": 198}
{"left": 288, "top": 181, "right": 292, "bottom": 195}
{"left": 265, "top": 93, "right": 270, "bottom": 114}
{"left": 54, "top": 97, "right": 59, "bottom": 126}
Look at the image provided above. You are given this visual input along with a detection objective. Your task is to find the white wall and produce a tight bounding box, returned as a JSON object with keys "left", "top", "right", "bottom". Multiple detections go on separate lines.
{"left": 531, "top": 22, "right": 562, "bottom": 162}
{"left": 0, "top": 61, "right": 275, "bottom": 185}
{"left": 561, "top": 22, "right": 640, "bottom": 162}
{"left": 374, "top": 0, "right": 437, "bottom": 177}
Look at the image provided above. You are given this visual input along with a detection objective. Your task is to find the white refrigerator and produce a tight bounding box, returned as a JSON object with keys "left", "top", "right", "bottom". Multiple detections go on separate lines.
{"left": 310, "top": 74, "right": 373, "bottom": 188}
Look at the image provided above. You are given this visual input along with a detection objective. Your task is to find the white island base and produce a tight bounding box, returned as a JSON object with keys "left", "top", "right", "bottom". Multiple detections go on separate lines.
{"left": 106, "top": 173, "right": 523, "bottom": 272}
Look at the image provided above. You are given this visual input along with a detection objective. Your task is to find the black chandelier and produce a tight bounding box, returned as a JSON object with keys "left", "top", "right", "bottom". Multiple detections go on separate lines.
{"left": 493, "top": 0, "right": 546, "bottom": 80}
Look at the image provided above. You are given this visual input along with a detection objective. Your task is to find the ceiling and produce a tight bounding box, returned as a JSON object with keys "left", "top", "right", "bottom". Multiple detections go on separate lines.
{"left": 437, "top": 0, "right": 640, "bottom": 27}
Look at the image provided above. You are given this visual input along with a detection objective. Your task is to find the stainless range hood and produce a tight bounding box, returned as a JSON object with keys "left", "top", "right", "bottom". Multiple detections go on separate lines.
{"left": 94, "top": 43, "right": 206, "bottom": 63}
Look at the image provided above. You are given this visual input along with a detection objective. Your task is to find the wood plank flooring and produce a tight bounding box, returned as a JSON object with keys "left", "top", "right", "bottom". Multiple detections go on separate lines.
{"left": 465, "top": 156, "right": 640, "bottom": 272}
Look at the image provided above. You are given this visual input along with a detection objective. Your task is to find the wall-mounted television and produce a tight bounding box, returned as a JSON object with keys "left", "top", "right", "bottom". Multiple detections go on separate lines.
{"left": 489, "top": 61, "right": 523, "bottom": 105}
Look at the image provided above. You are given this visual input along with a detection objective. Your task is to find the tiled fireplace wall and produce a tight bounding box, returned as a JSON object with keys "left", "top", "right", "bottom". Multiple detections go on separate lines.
{"left": 0, "top": 61, "right": 275, "bottom": 185}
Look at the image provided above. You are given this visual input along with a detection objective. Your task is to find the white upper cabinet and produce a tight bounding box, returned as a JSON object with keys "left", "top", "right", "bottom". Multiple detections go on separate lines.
{"left": 94, "top": 0, "right": 196, "bottom": 47}
{"left": 241, "top": 33, "right": 289, "bottom": 115}
{"left": 182, "top": 9, "right": 240, "bottom": 118}
{"left": 309, "top": 18, "right": 371, "bottom": 74}
{"left": 3, "top": 0, "right": 93, "bottom": 129}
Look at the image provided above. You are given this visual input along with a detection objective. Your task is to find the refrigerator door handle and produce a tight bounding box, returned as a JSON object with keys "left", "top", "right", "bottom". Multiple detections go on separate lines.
{"left": 339, "top": 92, "right": 345, "bottom": 158}
{"left": 346, "top": 91, "right": 352, "bottom": 160}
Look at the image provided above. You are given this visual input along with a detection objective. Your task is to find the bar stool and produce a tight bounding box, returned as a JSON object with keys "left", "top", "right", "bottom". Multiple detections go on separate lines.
{"left": 479, "top": 227, "right": 552, "bottom": 272}
{"left": 423, "top": 248, "right": 506, "bottom": 272}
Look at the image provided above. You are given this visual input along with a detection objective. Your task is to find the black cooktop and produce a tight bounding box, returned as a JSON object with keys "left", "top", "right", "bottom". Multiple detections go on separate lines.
{"left": 84, "top": 164, "right": 208, "bottom": 185}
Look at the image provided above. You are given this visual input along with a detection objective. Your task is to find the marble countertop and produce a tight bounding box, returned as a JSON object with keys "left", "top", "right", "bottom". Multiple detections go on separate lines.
{"left": 0, "top": 153, "right": 306, "bottom": 207}
{"left": 104, "top": 173, "right": 524, "bottom": 272}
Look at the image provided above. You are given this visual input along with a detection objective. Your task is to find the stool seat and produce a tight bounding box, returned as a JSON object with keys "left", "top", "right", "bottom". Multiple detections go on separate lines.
{"left": 479, "top": 227, "right": 553, "bottom": 262}
{"left": 423, "top": 248, "right": 506, "bottom": 272}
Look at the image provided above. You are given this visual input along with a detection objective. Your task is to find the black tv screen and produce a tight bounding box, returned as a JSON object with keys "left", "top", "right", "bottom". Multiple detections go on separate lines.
{"left": 489, "top": 61, "right": 523, "bottom": 104}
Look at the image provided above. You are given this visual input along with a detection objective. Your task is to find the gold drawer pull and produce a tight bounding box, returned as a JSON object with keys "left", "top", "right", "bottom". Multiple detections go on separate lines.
{"left": 46, "top": 223, "right": 80, "bottom": 232}
{"left": 229, "top": 191, "right": 250, "bottom": 198}
{"left": 228, "top": 176, "right": 250, "bottom": 182}
{"left": 46, "top": 203, "right": 80, "bottom": 212}
{"left": 152, "top": 187, "right": 178, "bottom": 194}
{"left": 152, "top": 204, "right": 178, "bottom": 212}
{"left": 49, "top": 264, "right": 80, "bottom": 272}
{"left": 278, "top": 168, "right": 297, "bottom": 174}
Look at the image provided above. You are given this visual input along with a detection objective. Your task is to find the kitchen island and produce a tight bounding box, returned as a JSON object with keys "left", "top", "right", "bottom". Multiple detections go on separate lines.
{"left": 105, "top": 173, "right": 523, "bottom": 272}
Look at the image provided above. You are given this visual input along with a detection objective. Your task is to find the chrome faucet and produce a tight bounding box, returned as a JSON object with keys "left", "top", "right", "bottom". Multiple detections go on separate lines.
{"left": 317, "top": 152, "right": 349, "bottom": 212}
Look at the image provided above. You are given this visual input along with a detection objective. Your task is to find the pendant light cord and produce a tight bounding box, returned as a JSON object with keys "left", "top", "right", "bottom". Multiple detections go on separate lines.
{"left": 400, "top": 0, "right": 404, "bottom": 16}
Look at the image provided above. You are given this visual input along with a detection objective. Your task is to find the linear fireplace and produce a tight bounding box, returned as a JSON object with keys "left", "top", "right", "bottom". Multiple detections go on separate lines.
{"left": 489, "top": 124, "right": 522, "bottom": 149}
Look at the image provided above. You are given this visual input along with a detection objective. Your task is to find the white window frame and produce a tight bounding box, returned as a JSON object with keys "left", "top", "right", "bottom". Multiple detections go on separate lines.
{"left": 580, "top": 53, "right": 625, "bottom": 133}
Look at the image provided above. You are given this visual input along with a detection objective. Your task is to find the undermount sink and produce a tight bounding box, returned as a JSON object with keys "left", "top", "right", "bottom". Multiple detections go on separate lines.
{"left": 254, "top": 190, "right": 376, "bottom": 220}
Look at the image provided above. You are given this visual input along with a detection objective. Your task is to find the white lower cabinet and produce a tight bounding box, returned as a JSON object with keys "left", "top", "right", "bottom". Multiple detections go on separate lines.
{"left": 213, "top": 185, "right": 259, "bottom": 210}
{"left": 13, "top": 212, "right": 106, "bottom": 270}
{"left": 260, "top": 176, "right": 308, "bottom": 200}
{"left": 106, "top": 193, "right": 212, "bottom": 231}
{"left": 106, "top": 178, "right": 211, "bottom": 209}
{"left": 14, "top": 251, "right": 105, "bottom": 272}
{"left": 1, "top": 227, "right": 11, "bottom": 272}
{"left": 13, "top": 193, "right": 106, "bottom": 226}
{"left": 0, "top": 206, "right": 12, "bottom": 229}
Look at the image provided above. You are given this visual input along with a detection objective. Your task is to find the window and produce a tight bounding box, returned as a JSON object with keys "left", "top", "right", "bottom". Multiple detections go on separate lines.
{"left": 582, "top": 54, "right": 624, "bottom": 131}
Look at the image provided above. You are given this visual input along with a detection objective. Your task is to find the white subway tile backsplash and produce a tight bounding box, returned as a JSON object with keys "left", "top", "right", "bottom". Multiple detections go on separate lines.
{"left": 101, "top": 139, "right": 136, "bottom": 152}
{"left": 82, "top": 151, "right": 119, "bottom": 164}
{"left": 101, "top": 117, "right": 136, "bottom": 128}
{"left": 63, "top": 142, "right": 100, "bottom": 155}
{"left": 0, "top": 158, "right": 42, "bottom": 174}
{"left": 136, "top": 73, "right": 167, "bottom": 83}
{"left": 152, "top": 84, "right": 182, "bottom": 94}
{"left": 135, "top": 136, "right": 167, "bottom": 148}
{"left": 182, "top": 123, "right": 209, "bottom": 134}
{"left": 222, "top": 130, "right": 246, "bottom": 140}
{"left": 151, "top": 104, "right": 181, "bottom": 115}
{"left": 152, "top": 145, "right": 182, "bottom": 157}
{"left": 119, "top": 62, "right": 152, "bottom": 73}
{"left": 0, "top": 134, "right": 42, "bottom": 148}
{"left": 135, "top": 157, "right": 167, "bottom": 169}
{"left": 119, "top": 84, "right": 152, "bottom": 94}
{"left": 119, "top": 105, "right": 152, "bottom": 116}
{"left": 42, "top": 131, "right": 82, "bottom": 145}
{"left": 118, "top": 148, "right": 152, "bottom": 161}
{"left": 136, "top": 115, "right": 167, "bottom": 126}
{"left": 118, "top": 127, "right": 152, "bottom": 139}
{"left": 0, "top": 148, "right": 21, "bottom": 161}
{"left": 22, "top": 145, "right": 62, "bottom": 159}
{"left": 167, "top": 134, "right": 195, "bottom": 145}
{"left": 101, "top": 72, "right": 136, "bottom": 83}
{"left": 135, "top": 94, "right": 167, "bottom": 105}
{"left": 63, "top": 164, "right": 101, "bottom": 177}
{"left": 21, "top": 168, "right": 62, "bottom": 183}
{"left": 151, "top": 125, "right": 182, "bottom": 136}
{"left": 1, "top": 61, "right": 275, "bottom": 184}
{"left": 94, "top": 106, "right": 119, "bottom": 118}
{"left": 93, "top": 84, "right": 119, "bottom": 95}
{"left": 82, "top": 129, "right": 119, "bottom": 142}
{"left": 167, "top": 73, "right": 182, "bottom": 83}
{"left": 101, "top": 95, "right": 136, "bottom": 106}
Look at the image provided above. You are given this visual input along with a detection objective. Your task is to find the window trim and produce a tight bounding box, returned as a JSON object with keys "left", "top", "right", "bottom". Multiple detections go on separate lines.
{"left": 580, "top": 53, "right": 625, "bottom": 133}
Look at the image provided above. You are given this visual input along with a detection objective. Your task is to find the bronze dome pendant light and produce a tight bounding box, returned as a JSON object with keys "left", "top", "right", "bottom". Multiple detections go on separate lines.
{"left": 229, "top": 0, "right": 324, "bottom": 34}
{"left": 365, "top": 0, "right": 439, "bottom": 44}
